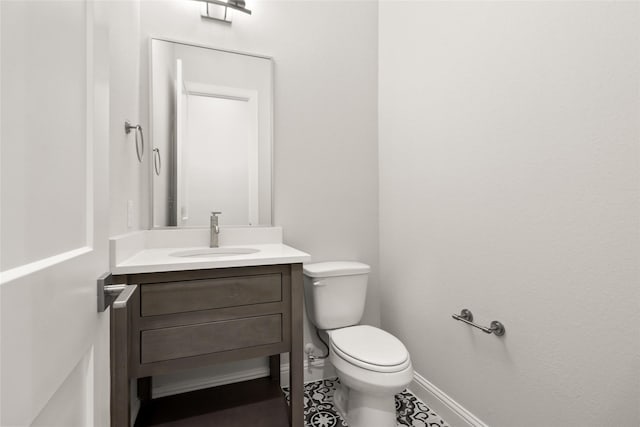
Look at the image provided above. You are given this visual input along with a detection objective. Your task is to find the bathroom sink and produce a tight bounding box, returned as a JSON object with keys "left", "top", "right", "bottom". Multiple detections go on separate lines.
{"left": 170, "top": 248, "right": 260, "bottom": 258}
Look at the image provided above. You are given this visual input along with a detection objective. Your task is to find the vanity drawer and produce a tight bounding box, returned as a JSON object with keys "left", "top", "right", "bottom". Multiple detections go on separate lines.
{"left": 141, "top": 273, "right": 282, "bottom": 316}
{"left": 140, "top": 314, "right": 282, "bottom": 363}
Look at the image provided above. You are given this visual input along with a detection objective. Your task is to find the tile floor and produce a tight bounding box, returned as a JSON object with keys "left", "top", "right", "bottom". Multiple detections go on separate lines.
{"left": 284, "top": 377, "right": 450, "bottom": 427}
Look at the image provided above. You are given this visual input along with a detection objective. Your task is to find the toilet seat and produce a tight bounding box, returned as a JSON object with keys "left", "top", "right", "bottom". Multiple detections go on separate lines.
{"left": 329, "top": 325, "right": 410, "bottom": 373}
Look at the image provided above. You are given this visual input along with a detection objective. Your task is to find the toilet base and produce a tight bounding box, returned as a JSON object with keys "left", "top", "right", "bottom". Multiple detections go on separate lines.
{"left": 333, "top": 383, "right": 397, "bottom": 427}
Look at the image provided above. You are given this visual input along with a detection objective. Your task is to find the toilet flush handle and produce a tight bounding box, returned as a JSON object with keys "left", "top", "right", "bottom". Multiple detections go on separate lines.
{"left": 313, "top": 280, "right": 326, "bottom": 287}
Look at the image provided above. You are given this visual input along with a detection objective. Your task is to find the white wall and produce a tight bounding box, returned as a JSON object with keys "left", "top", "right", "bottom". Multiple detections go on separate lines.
{"left": 107, "top": 1, "right": 143, "bottom": 236}
{"left": 139, "top": 0, "right": 379, "bottom": 391}
{"left": 379, "top": 2, "right": 640, "bottom": 426}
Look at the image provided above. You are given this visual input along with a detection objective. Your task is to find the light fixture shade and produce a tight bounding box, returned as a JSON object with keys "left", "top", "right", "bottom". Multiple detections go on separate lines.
{"left": 225, "top": 0, "right": 251, "bottom": 14}
{"left": 195, "top": 0, "right": 251, "bottom": 24}
{"left": 196, "top": 0, "right": 252, "bottom": 15}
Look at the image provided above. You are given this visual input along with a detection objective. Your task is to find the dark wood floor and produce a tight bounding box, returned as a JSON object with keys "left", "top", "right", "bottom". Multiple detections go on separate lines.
{"left": 135, "top": 378, "right": 290, "bottom": 427}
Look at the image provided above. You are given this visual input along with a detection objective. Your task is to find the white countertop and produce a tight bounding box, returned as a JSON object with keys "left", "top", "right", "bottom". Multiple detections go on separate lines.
{"left": 109, "top": 228, "right": 311, "bottom": 275}
{"left": 111, "top": 243, "right": 310, "bottom": 274}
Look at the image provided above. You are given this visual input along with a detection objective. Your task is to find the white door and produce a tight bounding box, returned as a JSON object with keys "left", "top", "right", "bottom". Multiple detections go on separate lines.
{"left": 1, "top": 1, "right": 111, "bottom": 426}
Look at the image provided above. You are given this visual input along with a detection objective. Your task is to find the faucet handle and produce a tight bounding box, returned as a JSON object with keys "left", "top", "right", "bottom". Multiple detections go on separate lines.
{"left": 211, "top": 211, "right": 222, "bottom": 216}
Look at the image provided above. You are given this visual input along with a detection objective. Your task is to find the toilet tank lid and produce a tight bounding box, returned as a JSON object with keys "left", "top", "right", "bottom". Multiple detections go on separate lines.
{"left": 303, "top": 261, "right": 370, "bottom": 278}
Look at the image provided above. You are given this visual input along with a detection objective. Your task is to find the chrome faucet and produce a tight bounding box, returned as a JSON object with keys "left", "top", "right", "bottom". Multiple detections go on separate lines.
{"left": 210, "top": 211, "right": 221, "bottom": 248}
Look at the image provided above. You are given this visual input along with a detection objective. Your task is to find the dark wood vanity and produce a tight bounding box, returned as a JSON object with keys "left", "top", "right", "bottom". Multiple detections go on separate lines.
{"left": 110, "top": 263, "right": 304, "bottom": 427}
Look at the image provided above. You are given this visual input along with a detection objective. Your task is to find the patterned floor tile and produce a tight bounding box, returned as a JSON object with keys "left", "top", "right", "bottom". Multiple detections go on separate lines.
{"left": 395, "top": 390, "right": 448, "bottom": 427}
{"left": 306, "top": 378, "right": 339, "bottom": 407}
{"left": 284, "top": 377, "right": 449, "bottom": 427}
{"left": 305, "top": 404, "right": 348, "bottom": 427}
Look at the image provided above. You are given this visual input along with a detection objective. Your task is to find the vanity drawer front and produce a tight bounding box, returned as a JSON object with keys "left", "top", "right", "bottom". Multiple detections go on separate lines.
{"left": 141, "top": 273, "right": 282, "bottom": 316}
{"left": 140, "top": 314, "right": 282, "bottom": 364}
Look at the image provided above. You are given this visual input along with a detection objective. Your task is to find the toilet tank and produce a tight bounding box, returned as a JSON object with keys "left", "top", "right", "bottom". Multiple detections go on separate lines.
{"left": 303, "top": 261, "right": 370, "bottom": 330}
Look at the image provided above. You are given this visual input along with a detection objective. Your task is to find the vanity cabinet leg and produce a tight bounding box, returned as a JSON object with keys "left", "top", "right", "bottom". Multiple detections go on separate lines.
{"left": 111, "top": 285, "right": 138, "bottom": 427}
{"left": 289, "top": 264, "right": 304, "bottom": 427}
{"left": 111, "top": 310, "right": 130, "bottom": 427}
{"left": 269, "top": 355, "right": 281, "bottom": 385}
{"left": 137, "top": 377, "right": 152, "bottom": 402}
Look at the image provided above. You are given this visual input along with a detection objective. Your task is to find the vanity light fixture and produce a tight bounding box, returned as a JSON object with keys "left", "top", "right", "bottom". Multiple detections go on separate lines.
{"left": 195, "top": 0, "right": 252, "bottom": 24}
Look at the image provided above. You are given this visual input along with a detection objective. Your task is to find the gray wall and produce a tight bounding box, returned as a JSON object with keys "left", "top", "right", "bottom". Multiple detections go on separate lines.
{"left": 379, "top": 2, "right": 640, "bottom": 425}
{"left": 107, "top": 1, "right": 143, "bottom": 236}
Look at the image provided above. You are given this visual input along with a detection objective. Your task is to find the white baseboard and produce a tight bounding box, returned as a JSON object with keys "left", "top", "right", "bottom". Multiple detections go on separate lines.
{"left": 153, "top": 359, "right": 335, "bottom": 398}
{"left": 408, "top": 372, "right": 488, "bottom": 427}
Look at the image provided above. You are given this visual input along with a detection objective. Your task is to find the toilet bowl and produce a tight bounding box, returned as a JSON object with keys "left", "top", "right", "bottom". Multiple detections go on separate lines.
{"left": 328, "top": 325, "right": 413, "bottom": 427}
{"left": 303, "top": 262, "right": 414, "bottom": 427}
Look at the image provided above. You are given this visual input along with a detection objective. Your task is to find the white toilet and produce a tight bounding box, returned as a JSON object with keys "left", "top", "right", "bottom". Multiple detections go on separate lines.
{"left": 303, "top": 262, "right": 413, "bottom": 427}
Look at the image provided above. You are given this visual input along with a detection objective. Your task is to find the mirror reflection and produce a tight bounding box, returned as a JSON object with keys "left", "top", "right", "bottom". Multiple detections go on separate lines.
{"left": 150, "top": 39, "right": 273, "bottom": 228}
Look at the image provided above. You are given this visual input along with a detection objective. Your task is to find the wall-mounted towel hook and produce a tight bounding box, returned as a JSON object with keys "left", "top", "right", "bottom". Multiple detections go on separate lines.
{"left": 153, "top": 148, "right": 161, "bottom": 176}
{"left": 125, "top": 121, "right": 144, "bottom": 163}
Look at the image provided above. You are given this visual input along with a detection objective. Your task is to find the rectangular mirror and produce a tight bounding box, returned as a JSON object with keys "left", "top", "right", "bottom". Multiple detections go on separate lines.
{"left": 149, "top": 38, "right": 273, "bottom": 228}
